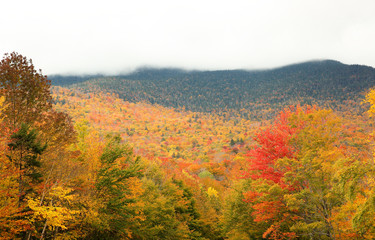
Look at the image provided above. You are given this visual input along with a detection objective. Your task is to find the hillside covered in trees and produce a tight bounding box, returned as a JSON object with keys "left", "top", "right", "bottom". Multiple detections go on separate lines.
{"left": 2, "top": 52, "right": 375, "bottom": 240}
{"left": 51, "top": 60, "right": 375, "bottom": 119}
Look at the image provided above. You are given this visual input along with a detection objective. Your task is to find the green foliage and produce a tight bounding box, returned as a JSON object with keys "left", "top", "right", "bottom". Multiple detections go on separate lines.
{"left": 7, "top": 123, "right": 47, "bottom": 202}
{"left": 198, "top": 170, "right": 215, "bottom": 179}
{"left": 94, "top": 135, "right": 144, "bottom": 239}
{"left": 223, "top": 179, "right": 265, "bottom": 240}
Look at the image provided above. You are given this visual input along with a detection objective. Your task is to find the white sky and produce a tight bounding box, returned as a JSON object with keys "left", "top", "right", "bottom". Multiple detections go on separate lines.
{"left": 1, "top": 0, "right": 375, "bottom": 75}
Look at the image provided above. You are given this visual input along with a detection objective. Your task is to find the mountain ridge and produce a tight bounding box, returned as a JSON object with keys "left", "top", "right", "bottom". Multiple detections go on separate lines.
{"left": 50, "top": 59, "right": 370, "bottom": 84}
{"left": 51, "top": 59, "right": 375, "bottom": 119}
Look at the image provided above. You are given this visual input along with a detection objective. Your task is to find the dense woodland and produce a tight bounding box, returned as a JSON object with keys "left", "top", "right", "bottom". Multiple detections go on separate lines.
{"left": 51, "top": 60, "right": 375, "bottom": 119}
{"left": 2, "top": 52, "right": 375, "bottom": 239}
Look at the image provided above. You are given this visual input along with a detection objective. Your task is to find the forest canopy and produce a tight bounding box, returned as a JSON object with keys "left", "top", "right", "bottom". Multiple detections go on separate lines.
{"left": 50, "top": 60, "right": 375, "bottom": 119}
{"left": 1, "top": 52, "right": 375, "bottom": 239}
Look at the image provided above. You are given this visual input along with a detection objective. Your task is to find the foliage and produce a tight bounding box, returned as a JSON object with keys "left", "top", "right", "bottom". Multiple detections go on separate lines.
{"left": 223, "top": 179, "right": 265, "bottom": 239}
{"left": 51, "top": 60, "right": 375, "bottom": 119}
{"left": 0, "top": 52, "right": 52, "bottom": 130}
{"left": 8, "top": 124, "right": 47, "bottom": 201}
{"left": 243, "top": 106, "right": 372, "bottom": 239}
{"left": 0, "top": 53, "right": 78, "bottom": 239}
{"left": 0, "top": 97, "right": 31, "bottom": 239}
{"left": 3, "top": 52, "right": 375, "bottom": 239}
{"left": 90, "top": 136, "right": 145, "bottom": 239}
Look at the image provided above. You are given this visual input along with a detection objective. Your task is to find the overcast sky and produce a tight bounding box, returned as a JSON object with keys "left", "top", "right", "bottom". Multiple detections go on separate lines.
{"left": 1, "top": 0, "right": 375, "bottom": 75}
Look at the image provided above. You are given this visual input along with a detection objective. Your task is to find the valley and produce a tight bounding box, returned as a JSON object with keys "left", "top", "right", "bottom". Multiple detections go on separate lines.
{"left": 1, "top": 53, "right": 375, "bottom": 239}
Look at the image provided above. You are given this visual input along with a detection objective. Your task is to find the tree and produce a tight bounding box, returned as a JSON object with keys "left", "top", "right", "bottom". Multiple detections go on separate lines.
{"left": 7, "top": 123, "right": 47, "bottom": 205}
{"left": 0, "top": 96, "right": 31, "bottom": 239}
{"left": 365, "top": 88, "right": 375, "bottom": 117}
{"left": 223, "top": 179, "right": 265, "bottom": 239}
{"left": 279, "top": 109, "right": 346, "bottom": 239}
{"left": 243, "top": 106, "right": 370, "bottom": 239}
{"left": 0, "top": 52, "right": 52, "bottom": 130}
{"left": 342, "top": 88, "right": 375, "bottom": 238}
{"left": 136, "top": 163, "right": 192, "bottom": 240}
{"left": 89, "top": 135, "right": 145, "bottom": 239}
{"left": 0, "top": 53, "right": 79, "bottom": 239}
{"left": 242, "top": 107, "right": 304, "bottom": 239}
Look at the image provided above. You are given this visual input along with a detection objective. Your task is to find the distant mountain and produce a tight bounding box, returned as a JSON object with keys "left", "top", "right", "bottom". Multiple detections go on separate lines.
{"left": 50, "top": 74, "right": 105, "bottom": 86}
{"left": 50, "top": 60, "right": 375, "bottom": 119}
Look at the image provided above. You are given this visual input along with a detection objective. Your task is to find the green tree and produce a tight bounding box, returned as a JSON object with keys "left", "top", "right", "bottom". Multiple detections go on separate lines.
{"left": 7, "top": 123, "right": 47, "bottom": 205}
{"left": 87, "top": 136, "right": 145, "bottom": 239}
{"left": 223, "top": 179, "right": 265, "bottom": 240}
{"left": 136, "top": 163, "right": 192, "bottom": 240}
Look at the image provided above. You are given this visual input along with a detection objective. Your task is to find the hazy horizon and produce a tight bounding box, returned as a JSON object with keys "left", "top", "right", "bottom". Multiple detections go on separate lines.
{"left": 47, "top": 58, "right": 365, "bottom": 76}
{"left": 2, "top": 0, "right": 375, "bottom": 75}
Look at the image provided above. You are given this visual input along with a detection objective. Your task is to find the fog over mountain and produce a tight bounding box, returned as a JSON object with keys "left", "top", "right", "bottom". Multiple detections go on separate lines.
{"left": 51, "top": 60, "right": 375, "bottom": 119}
{"left": 2, "top": 0, "right": 375, "bottom": 74}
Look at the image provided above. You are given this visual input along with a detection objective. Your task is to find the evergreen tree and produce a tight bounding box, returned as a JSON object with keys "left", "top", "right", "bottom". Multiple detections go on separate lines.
{"left": 7, "top": 123, "right": 47, "bottom": 204}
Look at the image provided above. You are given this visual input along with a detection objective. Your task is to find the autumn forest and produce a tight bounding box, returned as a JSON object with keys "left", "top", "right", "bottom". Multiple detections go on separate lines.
{"left": 2, "top": 52, "right": 375, "bottom": 240}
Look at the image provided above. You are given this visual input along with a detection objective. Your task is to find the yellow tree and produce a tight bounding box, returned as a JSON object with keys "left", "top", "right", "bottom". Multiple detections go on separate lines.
{"left": 340, "top": 88, "right": 375, "bottom": 239}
